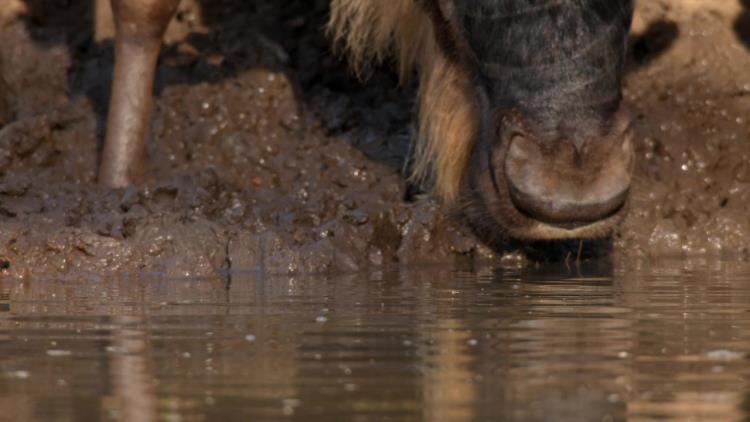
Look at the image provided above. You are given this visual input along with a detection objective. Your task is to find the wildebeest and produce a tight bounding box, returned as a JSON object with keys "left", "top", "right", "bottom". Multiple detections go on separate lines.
{"left": 99, "top": 0, "right": 635, "bottom": 241}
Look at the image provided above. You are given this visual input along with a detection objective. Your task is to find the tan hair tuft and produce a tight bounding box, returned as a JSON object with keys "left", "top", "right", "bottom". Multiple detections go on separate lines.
{"left": 329, "top": 0, "right": 478, "bottom": 203}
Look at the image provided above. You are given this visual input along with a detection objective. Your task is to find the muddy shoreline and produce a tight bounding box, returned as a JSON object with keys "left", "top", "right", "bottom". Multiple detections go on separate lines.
{"left": 1, "top": 0, "right": 750, "bottom": 279}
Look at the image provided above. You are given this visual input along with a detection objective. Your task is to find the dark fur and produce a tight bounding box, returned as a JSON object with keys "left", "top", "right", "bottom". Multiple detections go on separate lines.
{"left": 460, "top": 0, "right": 633, "bottom": 138}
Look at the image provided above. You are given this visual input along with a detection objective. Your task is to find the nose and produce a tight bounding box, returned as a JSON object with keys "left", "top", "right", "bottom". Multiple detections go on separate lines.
{"left": 503, "top": 110, "right": 634, "bottom": 225}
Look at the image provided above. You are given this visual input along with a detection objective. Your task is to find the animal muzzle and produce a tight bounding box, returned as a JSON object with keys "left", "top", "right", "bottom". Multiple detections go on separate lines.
{"left": 493, "top": 107, "right": 634, "bottom": 230}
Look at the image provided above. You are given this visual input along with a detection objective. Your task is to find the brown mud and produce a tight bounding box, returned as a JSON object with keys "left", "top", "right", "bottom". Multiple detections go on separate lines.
{"left": 0, "top": 0, "right": 749, "bottom": 278}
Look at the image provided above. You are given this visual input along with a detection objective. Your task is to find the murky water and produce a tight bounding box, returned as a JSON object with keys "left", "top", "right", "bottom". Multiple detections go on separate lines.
{"left": 3, "top": 260, "right": 750, "bottom": 421}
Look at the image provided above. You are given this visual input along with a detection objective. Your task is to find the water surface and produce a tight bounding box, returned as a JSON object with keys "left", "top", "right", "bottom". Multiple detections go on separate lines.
{"left": 2, "top": 259, "right": 750, "bottom": 421}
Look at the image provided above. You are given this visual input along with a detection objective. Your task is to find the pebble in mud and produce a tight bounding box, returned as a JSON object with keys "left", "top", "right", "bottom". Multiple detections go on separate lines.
{"left": 1, "top": 1, "right": 750, "bottom": 278}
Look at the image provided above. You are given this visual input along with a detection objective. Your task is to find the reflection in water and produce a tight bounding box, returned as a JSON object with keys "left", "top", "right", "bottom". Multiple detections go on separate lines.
{"left": 1, "top": 260, "right": 750, "bottom": 420}
{"left": 109, "top": 316, "right": 157, "bottom": 422}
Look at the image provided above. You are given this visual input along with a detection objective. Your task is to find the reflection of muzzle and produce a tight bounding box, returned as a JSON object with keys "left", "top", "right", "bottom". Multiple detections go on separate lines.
{"left": 501, "top": 107, "right": 634, "bottom": 228}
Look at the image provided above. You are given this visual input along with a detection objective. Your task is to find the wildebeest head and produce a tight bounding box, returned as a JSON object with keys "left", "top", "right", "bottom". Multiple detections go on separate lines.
{"left": 330, "top": 0, "right": 635, "bottom": 241}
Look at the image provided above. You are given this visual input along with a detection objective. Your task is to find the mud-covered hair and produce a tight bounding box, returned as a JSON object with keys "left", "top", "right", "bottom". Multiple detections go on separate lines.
{"left": 329, "top": 0, "right": 477, "bottom": 203}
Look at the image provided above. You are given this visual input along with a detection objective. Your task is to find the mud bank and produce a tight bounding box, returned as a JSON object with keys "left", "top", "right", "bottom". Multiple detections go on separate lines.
{"left": 621, "top": 1, "right": 750, "bottom": 258}
{"left": 0, "top": 0, "right": 749, "bottom": 278}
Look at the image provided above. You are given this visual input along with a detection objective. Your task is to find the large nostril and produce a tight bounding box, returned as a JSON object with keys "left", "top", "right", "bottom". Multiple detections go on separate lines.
{"left": 571, "top": 108, "right": 633, "bottom": 155}
{"left": 503, "top": 131, "right": 633, "bottom": 225}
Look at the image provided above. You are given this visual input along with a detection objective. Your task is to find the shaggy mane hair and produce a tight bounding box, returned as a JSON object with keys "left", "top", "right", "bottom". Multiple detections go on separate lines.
{"left": 329, "top": 0, "right": 478, "bottom": 203}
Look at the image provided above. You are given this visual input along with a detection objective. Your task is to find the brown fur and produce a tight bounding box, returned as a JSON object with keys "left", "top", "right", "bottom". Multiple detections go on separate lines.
{"left": 329, "top": 0, "right": 478, "bottom": 202}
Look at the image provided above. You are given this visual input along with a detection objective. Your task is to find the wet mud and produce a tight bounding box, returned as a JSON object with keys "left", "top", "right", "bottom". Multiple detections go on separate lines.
{"left": 0, "top": 0, "right": 749, "bottom": 278}
{"left": 621, "top": 1, "right": 750, "bottom": 259}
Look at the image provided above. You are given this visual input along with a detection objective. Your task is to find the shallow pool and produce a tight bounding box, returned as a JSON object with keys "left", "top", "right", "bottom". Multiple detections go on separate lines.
{"left": 2, "top": 259, "right": 750, "bottom": 421}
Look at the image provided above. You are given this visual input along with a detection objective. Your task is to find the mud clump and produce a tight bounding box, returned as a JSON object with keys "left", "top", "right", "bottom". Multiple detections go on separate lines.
{"left": 1, "top": 0, "right": 750, "bottom": 279}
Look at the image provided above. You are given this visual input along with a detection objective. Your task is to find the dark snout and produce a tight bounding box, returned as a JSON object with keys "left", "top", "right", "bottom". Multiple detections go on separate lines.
{"left": 471, "top": 108, "right": 634, "bottom": 240}
{"left": 503, "top": 110, "right": 634, "bottom": 227}
{"left": 457, "top": 0, "right": 634, "bottom": 240}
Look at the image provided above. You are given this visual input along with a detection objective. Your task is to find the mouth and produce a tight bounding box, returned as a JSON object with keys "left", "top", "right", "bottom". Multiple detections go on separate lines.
{"left": 479, "top": 182, "right": 630, "bottom": 240}
{"left": 507, "top": 199, "right": 630, "bottom": 239}
{"left": 466, "top": 156, "right": 630, "bottom": 242}
{"left": 506, "top": 180, "right": 630, "bottom": 227}
{"left": 482, "top": 165, "right": 629, "bottom": 240}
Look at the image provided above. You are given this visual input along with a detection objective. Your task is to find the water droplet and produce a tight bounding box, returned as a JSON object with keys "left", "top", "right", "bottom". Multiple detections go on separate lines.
{"left": 281, "top": 398, "right": 301, "bottom": 416}
{"left": 706, "top": 349, "right": 744, "bottom": 360}
{"left": 4, "top": 370, "right": 29, "bottom": 379}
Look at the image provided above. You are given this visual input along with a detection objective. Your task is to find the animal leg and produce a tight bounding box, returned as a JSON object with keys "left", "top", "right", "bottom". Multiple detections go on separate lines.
{"left": 98, "top": 0, "right": 180, "bottom": 187}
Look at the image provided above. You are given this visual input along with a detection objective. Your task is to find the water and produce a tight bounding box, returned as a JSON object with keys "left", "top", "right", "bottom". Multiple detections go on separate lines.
{"left": 2, "top": 259, "right": 750, "bottom": 421}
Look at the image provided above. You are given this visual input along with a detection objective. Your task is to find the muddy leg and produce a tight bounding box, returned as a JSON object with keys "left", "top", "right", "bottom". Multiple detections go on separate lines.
{"left": 98, "top": 0, "right": 180, "bottom": 188}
